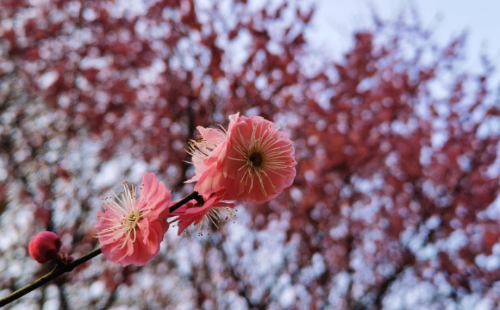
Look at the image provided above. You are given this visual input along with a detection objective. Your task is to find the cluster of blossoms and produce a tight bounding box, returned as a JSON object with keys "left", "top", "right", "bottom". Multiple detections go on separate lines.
{"left": 185, "top": 113, "right": 297, "bottom": 203}
{"left": 30, "top": 113, "right": 296, "bottom": 267}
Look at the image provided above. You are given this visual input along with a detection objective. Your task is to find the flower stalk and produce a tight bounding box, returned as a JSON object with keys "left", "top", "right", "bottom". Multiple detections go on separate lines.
{"left": 0, "top": 248, "right": 102, "bottom": 307}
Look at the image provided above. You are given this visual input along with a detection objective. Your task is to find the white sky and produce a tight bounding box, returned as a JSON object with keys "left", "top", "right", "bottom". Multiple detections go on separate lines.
{"left": 312, "top": 0, "right": 500, "bottom": 71}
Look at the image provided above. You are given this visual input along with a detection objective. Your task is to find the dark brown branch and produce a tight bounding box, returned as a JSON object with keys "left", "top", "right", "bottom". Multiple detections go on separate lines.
{"left": 0, "top": 248, "right": 102, "bottom": 307}
{"left": 169, "top": 191, "right": 203, "bottom": 213}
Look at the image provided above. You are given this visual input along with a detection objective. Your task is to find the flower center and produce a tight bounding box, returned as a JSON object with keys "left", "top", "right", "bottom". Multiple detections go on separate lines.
{"left": 248, "top": 151, "right": 264, "bottom": 168}
{"left": 124, "top": 210, "right": 141, "bottom": 231}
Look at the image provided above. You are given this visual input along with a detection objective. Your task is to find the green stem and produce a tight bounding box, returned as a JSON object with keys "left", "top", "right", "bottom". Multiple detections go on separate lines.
{"left": 0, "top": 191, "right": 202, "bottom": 307}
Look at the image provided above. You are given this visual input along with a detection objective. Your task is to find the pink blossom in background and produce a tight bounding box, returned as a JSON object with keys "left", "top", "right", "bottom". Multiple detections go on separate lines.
{"left": 170, "top": 188, "right": 235, "bottom": 236}
{"left": 186, "top": 113, "right": 296, "bottom": 203}
{"left": 28, "top": 231, "right": 62, "bottom": 264}
{"left": 95, "top": 173, "right": 171, "bottom": 266}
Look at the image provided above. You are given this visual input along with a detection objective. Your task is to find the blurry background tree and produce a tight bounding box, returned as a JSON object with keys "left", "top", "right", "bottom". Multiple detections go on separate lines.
{"left": 1, "top": 0, "right": 500, "bottom": 309}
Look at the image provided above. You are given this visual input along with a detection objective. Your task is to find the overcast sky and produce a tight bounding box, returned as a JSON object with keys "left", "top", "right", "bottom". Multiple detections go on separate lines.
{"left": 312, "top": 0, "right": 500, "bottom": 72}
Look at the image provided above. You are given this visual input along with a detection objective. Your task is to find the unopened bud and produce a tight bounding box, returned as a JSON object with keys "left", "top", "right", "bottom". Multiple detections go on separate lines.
{"left": 28, "top": 231, "right": 62, "bottom": 264}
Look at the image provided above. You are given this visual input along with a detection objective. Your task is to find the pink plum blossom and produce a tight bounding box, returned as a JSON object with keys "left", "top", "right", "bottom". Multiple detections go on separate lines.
{"left": 185, "top": 113, "right": 240, "bottom": 195}
{"left": 224, "top": 115, "right": 296, "bottom": 203}
{"left": 95, "top": 173, "right": 171, "bottom": 266}
{"left": 170, "top": 188, "right": 235, "bottom": 235}
{"left": 186, "top": 113, "right": 296, "bottom": 203}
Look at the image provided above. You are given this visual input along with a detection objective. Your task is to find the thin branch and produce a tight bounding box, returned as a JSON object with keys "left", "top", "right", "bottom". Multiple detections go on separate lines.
{"left": 0, "top": 248, "right": 102, "bottom": 307}
{"left": 56, "top": 282, "right": 69, "bottom": 310}
{"left": 169, "top": 191, "right": 203, "bottom": 213}
{"left": 100, "top": 285, "right": 119, "bottom": 310}
{"left": 372, "top": 263, "right": 406, "bottom": 309}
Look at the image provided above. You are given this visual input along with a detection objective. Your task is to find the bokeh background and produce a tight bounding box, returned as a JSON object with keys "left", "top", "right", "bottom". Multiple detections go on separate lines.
{"left": 1, "top": 0, "right": 500, "bottom": 309}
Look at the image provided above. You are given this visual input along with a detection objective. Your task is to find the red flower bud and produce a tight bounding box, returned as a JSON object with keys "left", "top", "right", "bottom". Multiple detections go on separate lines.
{"left": 28, "top": 231, "right": 62, "bottom": 264}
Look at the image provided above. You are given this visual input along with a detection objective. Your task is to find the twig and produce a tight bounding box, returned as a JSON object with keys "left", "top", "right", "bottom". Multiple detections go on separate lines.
{"left": 169, "top": 191, "right": 203, "bottom": 213}
{"left": 0, "top": 248, "right": 102, "bottom": 307}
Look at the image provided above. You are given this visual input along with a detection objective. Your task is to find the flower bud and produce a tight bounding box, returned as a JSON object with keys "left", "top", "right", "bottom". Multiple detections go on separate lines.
{"left": 28, "top": 231, "right": 62, "bottom": 264}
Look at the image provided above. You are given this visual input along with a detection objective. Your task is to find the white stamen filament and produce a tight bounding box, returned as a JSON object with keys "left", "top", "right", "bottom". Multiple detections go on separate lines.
{"left": 195, "top": 207, "right": 236, "bottom": 236}
{"left": 186, "top": 128, "right": 226, "bottom": 159}
{"left": 96, "top": 182, "right": 145, "bottom": 248}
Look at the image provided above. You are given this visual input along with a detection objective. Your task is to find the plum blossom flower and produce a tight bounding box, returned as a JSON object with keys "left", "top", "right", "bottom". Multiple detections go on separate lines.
{"left": 185, "top": 113, "right": 240, "bottom": 195}
{"left": 28, "top": 231, "right": 62, "bottom": 264}
{"left": 95, "top": 173, "right": 171, "bottom": 266}
{"left": 170, "top": 188, "right": 235, "bottom": 236}
{"left": 225, "top": 115, "right": 296, "bottom": 203}
{"left": 186, "top": 113, "right": 296, "bottom": 203}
